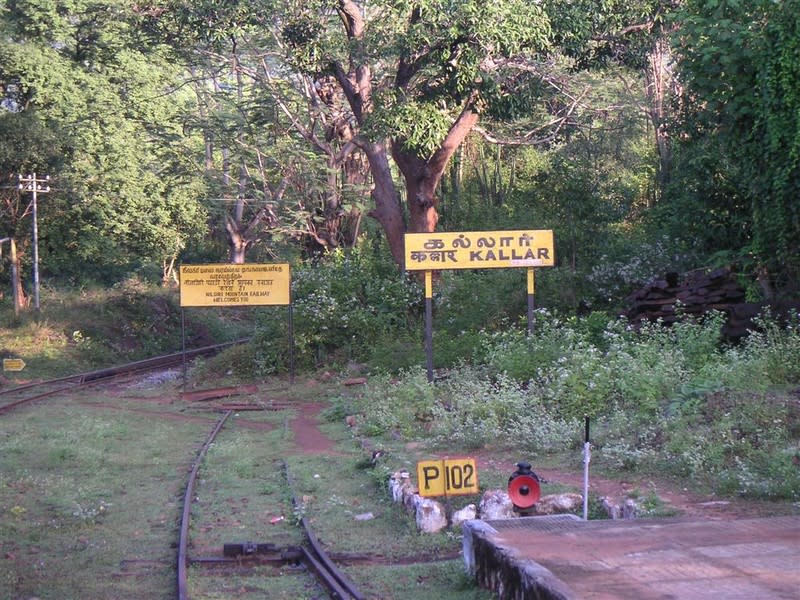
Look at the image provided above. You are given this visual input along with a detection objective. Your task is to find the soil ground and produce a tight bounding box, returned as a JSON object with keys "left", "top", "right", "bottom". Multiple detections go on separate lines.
{"left": 287, "top": 398, "right": 797, "bottom": 521}
{"left": 107, "top": 375, "right": 798, "bottom": 522}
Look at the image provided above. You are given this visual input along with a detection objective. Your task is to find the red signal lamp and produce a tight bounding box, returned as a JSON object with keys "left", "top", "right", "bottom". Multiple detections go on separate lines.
{"left": 508, "top": 461, "right": 541, "bottom": 510}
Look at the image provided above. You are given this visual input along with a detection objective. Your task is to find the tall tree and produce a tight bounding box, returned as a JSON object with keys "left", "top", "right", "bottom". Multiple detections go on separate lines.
{"left": 672, "top": 0, "right": 800, "bottom": 294}
{"left": 276, "top": 0, "right": 555, "bottom": 267}
{"left": 543, "top": 0, "right": 682, "bottom": 204}
{"left": 145, "top": 0, "right": 366, "bottom": 263}
{"left": 0, "top": 0, "right": 209, "bottom": 284}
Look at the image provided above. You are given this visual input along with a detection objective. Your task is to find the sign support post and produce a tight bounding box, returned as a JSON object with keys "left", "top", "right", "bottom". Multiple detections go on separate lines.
{"left": 424, "top": 270, "right": 434, "bottom": 383}
{"left": 181, "top": 309, "right": 187, "bottom": 390}
{"left": 288, "top": 304, "right": 295, "bottom": 384}
{"left": 583, "top": 416, "right": 591, "bottom": 520}
{"left": 405, "top": 230, "right": 554, "bottom": 377}
{"left": 527, "top": 267, "right": 536, "bottom": 336}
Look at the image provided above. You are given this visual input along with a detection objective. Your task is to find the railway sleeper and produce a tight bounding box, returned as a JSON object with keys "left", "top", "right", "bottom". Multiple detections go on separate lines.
{"left": 193, "top": 541, "right": 363, "bottom": 599}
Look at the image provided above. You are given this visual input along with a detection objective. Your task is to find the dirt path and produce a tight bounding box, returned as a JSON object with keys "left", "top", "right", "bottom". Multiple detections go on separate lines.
{"left": 105, "top": 377, "right": 795, "bottom": 521}
{"left": 468, "top": 453, "right": 797, "bottom": 520}
{"left": 287, "top": 401, "right": 345, "bottom": 455}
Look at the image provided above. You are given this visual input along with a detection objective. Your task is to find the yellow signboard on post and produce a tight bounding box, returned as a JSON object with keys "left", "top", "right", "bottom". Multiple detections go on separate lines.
{"left": 406, "top": 230, "right": 555, "bottom": 381}
{"left": 2, "top": 358, "right": 26, "bottom": 372}
{"left": 179, "top": 263, "right": 291, "bottom": 307}
{"left": 405, "top": 230, "right": 554, "bottom": 271}
{"left": 416, "top": 458, "right": 479, "bottom": 498}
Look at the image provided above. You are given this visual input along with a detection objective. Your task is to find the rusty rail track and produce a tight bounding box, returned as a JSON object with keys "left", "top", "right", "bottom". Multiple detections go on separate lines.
{"left": 4, "top": 342, "right": 366, "bottom": 598}
{"left": 0, "top": 340, "right": 246, "bottom": 415}
{"left": 177, "top": 415, "right": 365, "bottom": 600}
{"left": 177, "top": 410, "right": 232, "bottom": 600}
{"left": 284, "top": 462, "right": 367, "bottom": 600}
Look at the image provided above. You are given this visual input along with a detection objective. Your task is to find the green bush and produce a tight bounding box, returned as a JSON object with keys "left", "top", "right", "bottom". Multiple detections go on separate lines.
{"left": 366, "top": 331, "right": 426, "bottom": 372}
{"left": 477, "top": 310, "right": 581, "bottom": 381}
{"left": 348, "top": 311, "right": 800, "bottom": 500}
{"left": 741, "top": 311, "right": 800, "bottom": 384}
{"left": 434, "top": 269, "right": 528, "bottom": 334}
{"left": 348, "top": 367, "right": 436, "bottom": 438}
{"left": 664, "top": 391, "right": 799, "bottom": 499}
{"left": 252, "top": 243, "right": 422, "bottom": 373}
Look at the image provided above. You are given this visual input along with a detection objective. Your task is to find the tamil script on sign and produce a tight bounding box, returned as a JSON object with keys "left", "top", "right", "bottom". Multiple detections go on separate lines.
{"left": 404, "top": 230, "right": 555, "bottom": 271}
{"left": 179, "top": 263, "right": 291, "bottom": 307}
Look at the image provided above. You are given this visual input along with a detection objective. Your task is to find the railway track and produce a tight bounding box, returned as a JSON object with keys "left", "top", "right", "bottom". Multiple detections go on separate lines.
{"left": 1, "top": 350, "right": 471, "bottom": 599}
{"left": 0, "top": 340, "right": 244, "bottom": 415}
{"left": 3, "top": 353, "right": 367, "bottom": 599}
{"left": 177, "top": 410, "right": 365, "bottom": 600}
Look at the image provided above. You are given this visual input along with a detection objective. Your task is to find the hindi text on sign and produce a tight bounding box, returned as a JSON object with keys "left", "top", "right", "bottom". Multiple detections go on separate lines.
{"left": 404, "top": 230, "right": 554, "bottom": 271}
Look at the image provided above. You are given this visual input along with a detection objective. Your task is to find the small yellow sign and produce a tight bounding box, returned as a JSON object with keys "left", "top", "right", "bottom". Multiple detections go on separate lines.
{"left": 2, "top": 358, "right": 26, "bottom": 372}
{"left": 179, "top": 263, "right": 291, "bottom": 307}
{"left": 416, "top": 458, "right": 479, "bottom": 497}
{"left": 405, "top": 230, "right": 555, "bottom": 271}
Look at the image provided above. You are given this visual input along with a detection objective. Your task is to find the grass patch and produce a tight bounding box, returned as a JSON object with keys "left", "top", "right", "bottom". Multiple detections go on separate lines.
{"left": 0, "top": 282, "right": 255, "bottom": 381}
{"left": 0, "top": 397, "right": 202, "bottom": 599}
{"left": 0, "top": 376, "right": 493, "bottom": 599}
{"left": 349, "top": 561, "right": 494, "bottom": 600}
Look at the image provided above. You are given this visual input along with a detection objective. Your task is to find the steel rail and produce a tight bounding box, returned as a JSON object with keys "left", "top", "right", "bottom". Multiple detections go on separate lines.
{"left": 283, "top": 462, "right": 367, "bottom": 600}
{"left": 0, "top": 339, "right": 247, "bottom": 414}
{"left": 2, "top": 340, "right": 365, "bottom": 599}
{"left": 178, "top": 421, "right": 364, "bottom": 599}
{"left": 177, "top": 410, "right": 232, "bottom": 600}
{"left": 300, "top": 546, "right": 357, "bottom": 600}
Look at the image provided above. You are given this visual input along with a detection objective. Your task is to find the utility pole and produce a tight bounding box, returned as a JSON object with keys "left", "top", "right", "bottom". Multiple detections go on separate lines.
{"left": 17, "top": 173, "right": 50, "bottom": 311}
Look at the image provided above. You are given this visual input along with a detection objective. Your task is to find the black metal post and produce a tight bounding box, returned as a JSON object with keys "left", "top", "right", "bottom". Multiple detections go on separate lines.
{"left": 288, "top": 304, "right": 295, "bottom": 384}
{"left": 181, "top": 309, "right": 187, "bottom": 392}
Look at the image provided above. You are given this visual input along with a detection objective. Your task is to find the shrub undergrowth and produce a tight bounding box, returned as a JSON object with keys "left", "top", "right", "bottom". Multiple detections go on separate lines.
{"left": 342, "top": 308, "right": 800, "bottom": 500}
{"left": 252, "top": 244, "right": 423, "bottom": 373}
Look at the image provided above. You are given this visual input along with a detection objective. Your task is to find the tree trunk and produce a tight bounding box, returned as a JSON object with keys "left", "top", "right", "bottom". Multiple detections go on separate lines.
{"left": 644, "top": 36, "right": 676, "bottom": 205}
{"left": 9, "top": 238, "right": 25, "bottom": 315}
{"left": 391, "top": 105, "right": 480, "bottom": 237}
{"left": 363, "top": 141, "right": 406, "bottom": 267}
{"left": 225, "top": 215, "right": 248, "bottom": 264}
{"left": 332, "top": 0, "right": 480, "bottom": 269}
{"left": 391, "top": 146, "right": 441, "bottom": 234}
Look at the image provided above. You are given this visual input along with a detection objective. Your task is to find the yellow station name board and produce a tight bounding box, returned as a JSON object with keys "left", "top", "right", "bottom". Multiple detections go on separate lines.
{"left": 405, "top": 230, "right": 554, "bottom": 271}
{"left": 179, "top": 263, "right": 291, "bottom": 307}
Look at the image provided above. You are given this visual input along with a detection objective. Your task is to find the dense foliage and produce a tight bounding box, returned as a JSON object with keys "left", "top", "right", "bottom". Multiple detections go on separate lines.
{"left": 252, "top": 242, "right": 424, "bottom": 372}
{"left": 1, "top": 0, "right": 797, "bottom": 303}
{"left": 336, "top": 309, "right": 800, "bottom": 500}
{"left": 0, "top": 1, "right": 210, "bottom": 283}
{"left": 2, "top": 0, "right": 799, "bottom": 505}
{"left": 2, "top": 268, "right": 798, "bottom": 504}
{"left": 667, "top": 0, "right": 800, "bottom": 292}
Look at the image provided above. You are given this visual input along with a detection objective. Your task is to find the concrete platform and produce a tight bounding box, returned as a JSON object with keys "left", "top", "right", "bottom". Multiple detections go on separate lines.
{"left": 462, "top": 514, "right": 800, "bottom": 599}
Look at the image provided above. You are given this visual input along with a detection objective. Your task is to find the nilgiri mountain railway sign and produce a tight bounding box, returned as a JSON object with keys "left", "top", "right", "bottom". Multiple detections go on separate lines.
{"left": 179, "top": 263, "right": 291, "bottom": 307}
{"left": 177, "top": 262, "right": 295, "bottom": 385}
